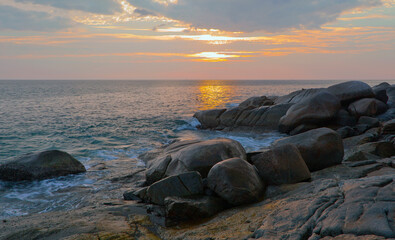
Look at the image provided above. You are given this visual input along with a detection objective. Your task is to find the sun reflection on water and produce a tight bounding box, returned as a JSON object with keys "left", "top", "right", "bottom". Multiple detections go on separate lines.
{"left": 197, "top": 81, "right": 236, "bottom": 110}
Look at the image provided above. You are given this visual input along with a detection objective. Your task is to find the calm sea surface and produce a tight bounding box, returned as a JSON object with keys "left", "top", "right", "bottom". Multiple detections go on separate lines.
{"left": 0, "top": 79, "right": 388, "bottom": 218}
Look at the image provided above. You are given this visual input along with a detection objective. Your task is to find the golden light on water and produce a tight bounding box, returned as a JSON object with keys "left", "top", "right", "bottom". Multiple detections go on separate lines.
{"left": 197, "top": 82, "right": 235, "bottom": 110}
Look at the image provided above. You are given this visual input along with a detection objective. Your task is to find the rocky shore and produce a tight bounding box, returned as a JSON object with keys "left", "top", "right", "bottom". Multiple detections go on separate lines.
{"left": 1, "top": 81, "right": 395, "bottom": 240}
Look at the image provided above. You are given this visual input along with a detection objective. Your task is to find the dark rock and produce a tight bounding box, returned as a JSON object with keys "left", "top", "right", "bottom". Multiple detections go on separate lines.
{"left": 377, "top": 108, "right": 395, "bottom": 121}
{"left": 356, "top": 141, "right": 395, "bottom": 158}
{"left": 250, "top": 144, "right": 311, "bottom": 185}
{"left": 335, "top": 109, "right": 357, "bottom": 127}
{"left": 274, "top": 88, "right": 325, "bottom": 105}
{"left": 145, "top": 154, "right": 172, "bottom": 185}
{"left": 327, "top": 81, "right": 375, "bottom": 104}
{"left": 278, "top": 91, "right": 341, "bottom": 133}
{"left": 0, "top": 150, "right": 86, "bottom": 181}
{"left": 355, "top": 124, "right": 371, "bottom": 135}
{"left": 382, "top": 119, "right": 395, "bottom": 134}
{"left": 219, "top": 107, "right": 246, "bottom": 127}
{"left": 253, "top": 103, "right": 293, "bottom": 129}
{"left": 165, "top": 138, "right": 246, "bottom": 178}
{"left": 343, "top": 128, "right": 381, "bottom": 149}
{"left": 193, "top": 109, "right": 226, "bottom": 129}
{"left": 343, "top": 150, "right": 380, "bottom": 162}
{"left": 357, "top": 116, "right": 379, "bottom": 128}
{"left": 337, "top": 126, "right": 358, "bottom": 139}
{"left": 239, "top": 96, "right": 274, "bottom": 109}
{"left": 273, "top": 128, "right": 344, "bottom": 172}
{"left": 146, "top": 171, "right": 203, "bottom": 205}
{"left": 289, "top": 124, "right": 318, "bottom": 136}
{"left": 165, "top": 195, "right": 226, "bottom": 220}
{"left": 386, "top": 85, "right": 395, "bottom": 108}
{"left": 207, "top": 158, "right": 265, "bottom": 206}
{"left": 348, "top": 98, "right": 388, "bottom": 117}
{"left": 372, "top": 82, "right": 390, "bottom": 103}
{"left": 145, "top": 138, "right": 246, "bottom": 183}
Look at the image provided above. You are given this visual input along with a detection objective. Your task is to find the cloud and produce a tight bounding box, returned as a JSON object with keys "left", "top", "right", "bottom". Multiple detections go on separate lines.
{"left": 0, "top": 5, "right": 74, "bottom": 31}
{"left": 14, "top": 0, "right": 122, "bottom": 14}
{"left": 128, "top": 0, "right": 383, "bottom": 32}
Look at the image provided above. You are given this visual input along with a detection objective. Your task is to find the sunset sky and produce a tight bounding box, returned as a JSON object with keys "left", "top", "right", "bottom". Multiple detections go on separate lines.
{"left": 0, "top": 0, "right": 394, "bottom": 80}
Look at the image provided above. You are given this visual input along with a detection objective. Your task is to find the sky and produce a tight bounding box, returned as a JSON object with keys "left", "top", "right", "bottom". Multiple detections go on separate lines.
{"left": 0, "top": 0, "right": 394, "bottom": 80}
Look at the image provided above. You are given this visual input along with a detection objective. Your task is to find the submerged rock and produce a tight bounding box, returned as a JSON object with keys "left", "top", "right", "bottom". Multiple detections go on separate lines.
{"left": 279, "top": 91, "right": 341, "bottom": 133}
{"left": 273, "top": 128, "right": 344, "bottom": 172}
{"left": 250, "top": 144, "right": 311, "bottom": 185}
{"left": 0, "top": 150, "right": 86, "bottom": 181}
{"left": 207, "top": 158, "right": 265, "bottom": 206}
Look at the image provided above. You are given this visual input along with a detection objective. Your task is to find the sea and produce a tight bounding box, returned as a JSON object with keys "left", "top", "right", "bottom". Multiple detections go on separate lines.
{"left": 0, "top": 79, "right": 389, "bottom": 219}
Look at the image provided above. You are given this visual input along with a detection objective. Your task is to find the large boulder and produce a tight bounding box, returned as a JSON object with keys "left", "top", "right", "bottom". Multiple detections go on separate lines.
{"left": 372, "top": 82, "right": 390, "bottom": 103}
{"left": 335, "top": 109, "right": 357, "bottom": 127}
{"left": 207, "top": 158, "right": 265, "bottom": 206}
{"left": 164, "top": 195, "right": 225, "bottom": 220}
{"left": 386, "top": 85, "right": 395, "bottom": 108}
{"left": 279, "top": 91, "right": 341, "bottom": 133}
{"left": 0, "top": 150, "right": 86, "bottom": 181}
{"left": 348, "top": 98, "right": 388, "bottom": 117}
{"left": 145, "top": 138, "right": 246, "bottom": 184}
{"left": 193, "top": 109, "right": 226, "bottom": 129}
{"left": 274, "top": 88, "right": 324, "bottom": 105}
{"left": 250, "top": 144, "right": 311, "bottom": 185}
{"left": 273, "top": 128, "right": 344, "bottom": 172}
{"left": 146, "top": 171, "right": 204, "bottom": 205}
{"left": 327, "top": 81, "right": 375, "bottom": 104}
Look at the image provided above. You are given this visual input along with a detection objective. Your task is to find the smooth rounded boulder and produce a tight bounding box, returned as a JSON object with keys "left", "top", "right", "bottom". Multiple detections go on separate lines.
{"left": 145, "top": 138, "right": 247, "bottom": 184}
{"left": 273, "top": 128, "right": 344, "bottom": 172}
{"left": 348, "top": 98, "right": 388, "bottom": 117}
{"left": 327, "top": 81, "right": 375, "bottom": 104}
{"left": 279, "top": 91, "right": 341, "bottom": 133}
{"left": 0, "top": 150, "right": 86, "bottom": 181}
{"left": 250, "top": 144, "right": 311, "bottom": 185}
{"left": 207, "top": 158, "right": 265, "bottom": 206}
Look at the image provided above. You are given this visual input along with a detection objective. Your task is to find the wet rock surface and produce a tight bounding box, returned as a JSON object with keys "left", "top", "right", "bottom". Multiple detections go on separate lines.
{"left": 0, "top": 150, "right": 86, "bottom": 181}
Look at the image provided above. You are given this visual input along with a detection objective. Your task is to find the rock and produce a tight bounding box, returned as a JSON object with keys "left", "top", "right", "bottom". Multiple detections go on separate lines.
{"left": 253, "top": 103, "right": 293, "bottom": 129}
{"left": 386, "top": 85, "right": 395, "bottom": 108}
{"left": 357, "top": 116, "right": 380, "bottom": 128}
{"left": 335, "top": 109, "right": 357, "bottom": 127}
{"left": 377, "top": 108, "right": 395, "bottom": 121}
{"left": 289, "top": 124, "right": 318, "bottom": 136}
{"left": 193, "top": 109, "right": 226, "bottom": 129}
{"left": 327, "top": 81, "right": 375, "bottom": 104}
{"left": 278, "top": 91, "right": 341, "bottom": 133}
{"left": 382, "top": 119, "right": 395, "bottom": 134}
{"left": 0, "top": 150, "right": 86, "bottom": 181}
{"left": 343, "top": 150, "right": 380, "bottom": 162}
{"left": 146, "top": 172, "right": 204, "bottom": 205}
{"left": 239, "top": 96, "right": 273, "bottom": 109}
{"left": 348, "top": 98, "right": 388, "bottom": 117}
{"left": 219, "top": 107, "right": 246, "bottom": 127}
{"left": 165, "top": 138, "right": 246, "bottom": 178}
{"left": 145, "top": 155, "right": 172, "bottom": 185}
{"left": 164, "top": 195, "right": 225, "bottom": 220}
{"left": 354, "top": 124, "right": 371, "bottom": 135}
{"left": 207, "top": 158, "right": 265, "bottom": 206}
{"left": 253, "top": 175, "right": 395, "bottom": 239}
{"left": 355, "top": 141, "right": 395, "bottom": 158}
{"left": 273, "top": 128, "right": 344, "bottom": 172}
{"left": 145, "top": 138, "right": 246, "bottom": 183}
{"left": 274, "top": 88, "right": 325, "bottom": 105}
{"left": 250, "top": 144, "right": 311, "bottom": 185}
{"left": 372, "top": 82, "right": 390, "bottom": 103}
{"left": 337, "top": 126, "right": 358, "bottom": 139}
{"left": 343, "top": 128, "right": 381, "bottom": 149}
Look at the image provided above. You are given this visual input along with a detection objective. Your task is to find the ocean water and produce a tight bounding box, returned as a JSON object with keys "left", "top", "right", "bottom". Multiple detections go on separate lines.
{"left": 0, "top": 79, "right": 387, "bottom": 219}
